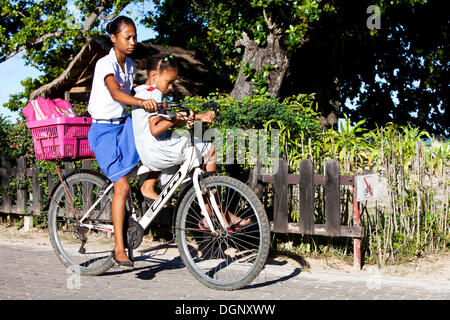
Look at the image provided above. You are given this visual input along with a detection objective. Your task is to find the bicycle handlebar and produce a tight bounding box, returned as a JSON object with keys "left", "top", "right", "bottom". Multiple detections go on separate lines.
{"left": 156, "top": 102, "right": 219, "bottom": 118}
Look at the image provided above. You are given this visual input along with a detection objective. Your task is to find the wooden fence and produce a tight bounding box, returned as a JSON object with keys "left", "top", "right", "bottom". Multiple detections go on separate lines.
{"left": 249, "top": 158, "right": 364, "bottom": 268}
{"left": 0, "top": 157, "right": 93, "bottom": 218}
{"left": 1, "top": 156, "right": 364, "bottom": 268}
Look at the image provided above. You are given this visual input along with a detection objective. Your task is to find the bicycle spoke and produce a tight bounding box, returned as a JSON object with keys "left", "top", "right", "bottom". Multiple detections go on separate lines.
{"left": 48, "top": 172, "right": 115, "bottom": 275}
{"left": 177, "top": 176, "right": 270, "bottom": 290}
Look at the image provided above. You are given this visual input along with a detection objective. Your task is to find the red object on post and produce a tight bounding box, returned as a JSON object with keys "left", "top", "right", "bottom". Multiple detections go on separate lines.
{"left": 353, "top": 187, "right": 362, "bottom": 269}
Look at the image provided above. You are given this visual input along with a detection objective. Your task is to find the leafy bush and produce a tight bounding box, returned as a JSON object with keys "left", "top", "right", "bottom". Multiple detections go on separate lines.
{"left": 1, "top": 94, "right": 448, "bottom": 265}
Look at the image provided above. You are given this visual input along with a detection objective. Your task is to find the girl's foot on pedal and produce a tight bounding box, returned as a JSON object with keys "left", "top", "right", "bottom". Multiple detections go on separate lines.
{"left": 198, "top": 218, "right": 210, "bottom": 231}
{"left": 198, "top": 215, "right": 251, "bottom": 233}
{"left": 113, "top": 252, "right": 134, "bottom": 271}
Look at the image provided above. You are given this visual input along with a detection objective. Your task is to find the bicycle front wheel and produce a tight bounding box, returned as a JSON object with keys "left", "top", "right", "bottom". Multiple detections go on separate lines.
{"left": 48, "top": 171, "right": 115, "bottom": 276}
{"left": 176, "top": 176, "right": 270, "bottom": 290}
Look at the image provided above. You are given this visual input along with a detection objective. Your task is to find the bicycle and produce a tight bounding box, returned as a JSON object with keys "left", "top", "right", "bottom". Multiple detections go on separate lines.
{"left": 47, "top": 103, "right": 270, "bottom": 291}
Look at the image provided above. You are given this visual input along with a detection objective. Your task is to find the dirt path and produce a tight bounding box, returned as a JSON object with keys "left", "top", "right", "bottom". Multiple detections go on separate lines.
{"left": 0, "top": 223, "right": 449, "bottom": 281}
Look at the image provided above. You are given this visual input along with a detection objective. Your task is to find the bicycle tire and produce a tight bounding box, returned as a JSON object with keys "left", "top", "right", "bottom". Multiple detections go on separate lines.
{"left": 48, "top": 171, "right": 115, "bottom": 276}
{"left": 175, "top": 175, "right": 270, "bottom": 290}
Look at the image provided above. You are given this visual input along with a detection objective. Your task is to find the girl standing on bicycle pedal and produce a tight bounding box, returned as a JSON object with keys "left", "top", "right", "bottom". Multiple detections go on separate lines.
{"left": 87, "top": 16, "right": 158, "bottom": 270}
{"left": 132, "top": 54, "right": 249, "bottom": 230}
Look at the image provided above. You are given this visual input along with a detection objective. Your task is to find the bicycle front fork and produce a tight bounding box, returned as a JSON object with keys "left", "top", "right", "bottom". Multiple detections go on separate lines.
{"left": 193, "top": 168, "right": 227, "bottom": 234}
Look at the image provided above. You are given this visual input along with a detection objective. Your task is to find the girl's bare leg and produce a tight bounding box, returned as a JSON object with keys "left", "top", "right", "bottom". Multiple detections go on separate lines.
{"left": 112, "top": 176, "right": 131, "bottom": 262}
{"left": 202, "top": 146, "right": 250, "bottom": 228}
{"left": 204, "top": 145, "right": 216, "bottom": 172}
{"left": 141, "top": 171, "right": 161, "bottom": 200}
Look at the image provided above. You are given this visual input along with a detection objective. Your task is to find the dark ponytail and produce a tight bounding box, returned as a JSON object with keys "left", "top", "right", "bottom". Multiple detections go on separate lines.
{"left": 148, "top": 53, "right": 179, "bottom": 73}
{"left": 106, "top": 16, "right": 136, "bottom": 35}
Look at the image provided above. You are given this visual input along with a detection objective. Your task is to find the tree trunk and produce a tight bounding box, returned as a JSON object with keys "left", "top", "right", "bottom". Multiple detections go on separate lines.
{"left": 231, "top": 32, "right": 290, "bottom": 99}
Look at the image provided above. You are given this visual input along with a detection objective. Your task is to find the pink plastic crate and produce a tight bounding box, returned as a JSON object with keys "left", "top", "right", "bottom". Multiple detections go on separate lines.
{"left": 27, "top": 117, "right": 94, "bottom": 161}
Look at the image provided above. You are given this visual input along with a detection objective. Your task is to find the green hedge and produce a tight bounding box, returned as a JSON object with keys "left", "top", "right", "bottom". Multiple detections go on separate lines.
{"left": 1, "top": 94, "right": 448, "bottom": 263}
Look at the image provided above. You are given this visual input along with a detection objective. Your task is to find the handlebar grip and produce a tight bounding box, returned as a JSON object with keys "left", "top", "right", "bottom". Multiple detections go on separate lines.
{"left": 202, "top": 101, "right": 220, "bottom": 116}
{"left": 156, "top": 102, "right": 188, "bottom": 119}
{"left": 155, "top": 102, "right": 220, "bottom": 117}
{"left": 156, "top": 102, "right": 186, "bottom": 112}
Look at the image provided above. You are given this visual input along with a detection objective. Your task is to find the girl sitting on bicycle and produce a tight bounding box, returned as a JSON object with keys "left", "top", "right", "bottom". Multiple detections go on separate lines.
{"left": 132, "top": 54, "right": 250, "bottom": 231}
{"left": 87, "top": 16, "right": 157, "bottom": 270}
{"left": 132, "top": 54, "right": 215, "bottom": 199}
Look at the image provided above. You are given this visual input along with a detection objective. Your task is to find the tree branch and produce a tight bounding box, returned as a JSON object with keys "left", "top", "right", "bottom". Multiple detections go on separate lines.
{"left": 263, "top": 8, "right": 274, "bottom": 30}
{"left": 0, "top": 31, "right": 64, "bottom": 63}
{"left": 0, "top": 1, "right": 124, "bottom": 63}
{"left": 236, "top": 32, "right": 254, "bottom": 47}
{"left": 81, "top": 2, "right": 108, "bottom": 33}
{"left": 82, "top": 1, "right": 128, "bottom": 33}
{"left": 263, "top": 8, "right": 282, "bottom": 37}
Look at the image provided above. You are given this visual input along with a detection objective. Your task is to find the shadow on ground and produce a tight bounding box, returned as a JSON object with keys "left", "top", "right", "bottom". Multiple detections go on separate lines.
{"left": 101, "top": 242, "right": 305, "bottom": 289}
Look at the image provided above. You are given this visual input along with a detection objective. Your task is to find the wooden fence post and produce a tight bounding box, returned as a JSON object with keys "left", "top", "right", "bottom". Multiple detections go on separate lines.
{"left": 48, "top": 169, "right": 56, "bottom": 199}
{"left": 1, "top": 157, "right": 12, "bottom": 213}
{"left": 32, "top": 163, "right": 42, "bottom": 216}
{"left": 273, "top": 158, "right": 288, "bottom": 233}
{"left": 299, "top": 159, "right": 314, "bottom": 234}
{"left": 82, "top": 160, "right": 93, "bottom": 212}
{"left": 325, "top": 159, "right": 340, "bottom": 237}
{"left": 248, "top": 160, "right": 263, "bottom": 199}
{"left": 16, "top": 157, "right": 27, "bottom": 215}
{"left": 353, "top": 187, "right": 362, "bottom": 269}
{"left": 64, "top": 161, "right": 74, "bottom": 218}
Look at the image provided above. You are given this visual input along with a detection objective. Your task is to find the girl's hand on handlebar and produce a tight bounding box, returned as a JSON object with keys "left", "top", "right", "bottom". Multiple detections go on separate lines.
{"left": 199, "top": 110, "right": 215, "bottom": 123}
{"left": 175, "top": 110, "right": 194, "bottom": 127}
{"left": 140, "top": 99, "right": 158, "bottom": 111}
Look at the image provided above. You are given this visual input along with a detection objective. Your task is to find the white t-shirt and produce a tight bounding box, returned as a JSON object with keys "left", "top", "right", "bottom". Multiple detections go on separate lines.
{"left": 131, "top": 84, "right": 183, "bottom": 173}
{"left": 88, "top": 48, "right": 136, "bottom": 120}
{"left": 132, "top": 84, "right": 211, "bottom": 186}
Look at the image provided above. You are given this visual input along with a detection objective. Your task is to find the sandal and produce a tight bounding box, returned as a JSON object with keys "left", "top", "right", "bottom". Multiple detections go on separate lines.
{"left": 112, "top": 252, "right": 134, "bottom": 271}
{"left": 228, "top": 217, "right": 251, "bottom": 233}
{"left": 198, "top": 217, "right": 250, "bottom": 233}
{"left": 142, "top": 196, "right": 168, "bottom": 211}
{"left": 198, "top": 218, "right": 209, "bottom": 231}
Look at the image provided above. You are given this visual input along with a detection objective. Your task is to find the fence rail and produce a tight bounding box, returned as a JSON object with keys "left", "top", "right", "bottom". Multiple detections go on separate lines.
{"left": 0, "top": 157, "right": 89, "bottom": 217}
{"left": 1, "top": 156, "right": 364, "bottom": 268}
{"left": 249, "top": 158, "right": 364, "bottom": 268}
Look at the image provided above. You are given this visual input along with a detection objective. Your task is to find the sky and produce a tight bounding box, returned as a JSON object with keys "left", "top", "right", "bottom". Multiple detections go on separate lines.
{"left": 0, "top": 1, "right": 156, "bottom": 123}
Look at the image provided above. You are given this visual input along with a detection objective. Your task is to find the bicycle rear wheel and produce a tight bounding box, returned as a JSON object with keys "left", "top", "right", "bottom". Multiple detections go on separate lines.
{"left": 48, "top": 171, "right": 115, "bottom": 276}
{"left": 176, "top": 176, "right": 270, "bottom": 290}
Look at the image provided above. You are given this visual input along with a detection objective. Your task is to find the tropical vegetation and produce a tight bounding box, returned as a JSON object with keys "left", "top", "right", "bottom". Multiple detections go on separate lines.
{"left": 0, "top": 0, "right": 448, "bottom": 265}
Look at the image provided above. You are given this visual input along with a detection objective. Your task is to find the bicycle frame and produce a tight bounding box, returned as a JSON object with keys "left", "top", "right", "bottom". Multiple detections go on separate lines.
{"left": 71, "top": 121, "right": 224, "bottom": 236}
{"left": 46, "top": 102, "right": 270, "bottom": 289}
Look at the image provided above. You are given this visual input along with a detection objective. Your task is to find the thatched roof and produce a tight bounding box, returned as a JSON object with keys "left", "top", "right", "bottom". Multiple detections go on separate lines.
{"left": 30, "top": 35, "right": 209, "bottom": 102}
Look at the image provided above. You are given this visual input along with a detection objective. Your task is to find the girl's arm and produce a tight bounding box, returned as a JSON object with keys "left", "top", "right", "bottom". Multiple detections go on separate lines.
{"left": 149, "top": 112, "right": 195, "bottom": 137}
{"left": 149, "top": 115, "right": 177, "bottom": 137}
{"left": 195, "top": 110, "right": 215, "bottom": 123}
{"left": 105, "top": 75, "right": 157, "bottom": 111}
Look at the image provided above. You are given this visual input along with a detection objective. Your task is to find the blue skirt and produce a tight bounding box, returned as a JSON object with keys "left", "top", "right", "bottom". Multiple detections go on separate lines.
{"left": 88, "top": 116, "right": 140, "bottom": 182}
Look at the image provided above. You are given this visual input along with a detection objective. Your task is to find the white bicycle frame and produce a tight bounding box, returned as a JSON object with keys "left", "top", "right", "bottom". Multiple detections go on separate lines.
{"left": 75, "top": 128, "right": 225, "bottom": 235}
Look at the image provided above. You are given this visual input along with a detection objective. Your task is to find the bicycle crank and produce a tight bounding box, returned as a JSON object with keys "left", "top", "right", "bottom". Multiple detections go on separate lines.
{"left": 124, "top": 217, "right": 144, "bottom": 261}
{"left": 74, "top": 226, "right": 88, "bottom": 254}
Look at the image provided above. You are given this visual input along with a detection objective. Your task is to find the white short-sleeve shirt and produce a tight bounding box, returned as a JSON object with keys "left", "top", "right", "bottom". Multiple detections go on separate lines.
{"left": 88, "top": 48, "right": 136, "bottom": 120}
{"left": 132, "top": 84, "right": 211, "bottom": 187}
